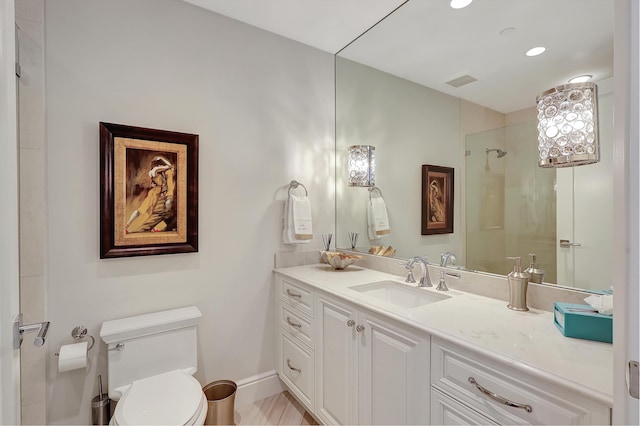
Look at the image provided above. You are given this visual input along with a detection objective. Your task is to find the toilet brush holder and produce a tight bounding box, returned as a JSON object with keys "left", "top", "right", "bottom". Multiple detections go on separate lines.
{"left": 91, "top": 393, "right": 111, "bottom": 425}
{"left": 92, "top": 374, "right": 111, "bottom": 425}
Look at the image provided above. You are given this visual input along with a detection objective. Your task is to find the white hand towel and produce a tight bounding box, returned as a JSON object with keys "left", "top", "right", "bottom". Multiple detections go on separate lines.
{"left": 292, "top": 195, "right": 313, "bottom": 240}
{"left": 370, "top": 197, "right": 390, "bottom": 237}
{"left": 283, "top": 194, "right": 312, "bottom": 244}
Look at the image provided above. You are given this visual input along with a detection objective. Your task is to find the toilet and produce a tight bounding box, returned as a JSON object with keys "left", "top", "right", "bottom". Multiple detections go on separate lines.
{"left": 99, "top": 306, "right": 208, "bottom": 425}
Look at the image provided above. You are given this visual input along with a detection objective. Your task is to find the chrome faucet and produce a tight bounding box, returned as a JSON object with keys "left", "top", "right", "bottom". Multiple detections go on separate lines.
{"left": 440, "top": 252, "right": 457, "bottom": 267}
{"left": 404, "top": 256, "right": 432, "bottom": 287}
{"left": 436, "top": 271, "right": 449, "bottom": 291}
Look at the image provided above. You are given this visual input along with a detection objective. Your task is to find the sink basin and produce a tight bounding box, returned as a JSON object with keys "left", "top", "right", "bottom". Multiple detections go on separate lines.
{"left": 349, "top": 280, "right": 450, "bottom": 309}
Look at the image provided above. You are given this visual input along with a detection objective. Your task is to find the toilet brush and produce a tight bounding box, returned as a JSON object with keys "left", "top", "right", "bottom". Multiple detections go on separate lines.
{"left": 99, "top": 375, "right": 103, "bottom": 402}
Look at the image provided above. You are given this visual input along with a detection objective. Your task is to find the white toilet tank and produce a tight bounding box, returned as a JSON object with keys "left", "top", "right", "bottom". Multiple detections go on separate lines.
{"left": 100, "top": 306, "right": 201, "bottom": 400}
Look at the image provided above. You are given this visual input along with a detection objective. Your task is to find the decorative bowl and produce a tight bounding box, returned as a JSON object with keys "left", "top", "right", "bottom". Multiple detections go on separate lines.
{"left": 320, "top": 251, "right": 363, "bottom": 270}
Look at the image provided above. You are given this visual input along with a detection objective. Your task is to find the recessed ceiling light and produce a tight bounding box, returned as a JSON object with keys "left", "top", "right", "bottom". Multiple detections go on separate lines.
{"left": 569, "top": 75, "right": 593, "bottom": 83}
{"left": 450, "top": 0, "right": 473, "bottom": 9}
{"left": 526, "top": 46, "right": 546, "bottom": 57}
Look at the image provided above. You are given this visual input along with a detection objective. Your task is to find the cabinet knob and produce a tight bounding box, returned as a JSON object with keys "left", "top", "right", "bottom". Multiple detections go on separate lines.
{"left": 356, "top": 324, "right": 365, "bottom": 333}
{"left": 347, "top": 319, "right": 356, "bottom": 327}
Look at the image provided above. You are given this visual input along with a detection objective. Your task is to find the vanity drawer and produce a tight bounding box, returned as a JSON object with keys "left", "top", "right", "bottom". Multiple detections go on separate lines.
{"left": 279, "top": 305, "right": 314, "bottom": 348}
{"left": 280, "top": 333, "right": 314, "bottom": 409}
{"left": 431, "top": 339, "right": 610, "bottom": 425}
{"left": 279, "top": 277, "right": 314, "bottom": 317}
{"left": 431, "top": 387, "right": 498, "bottom": 425}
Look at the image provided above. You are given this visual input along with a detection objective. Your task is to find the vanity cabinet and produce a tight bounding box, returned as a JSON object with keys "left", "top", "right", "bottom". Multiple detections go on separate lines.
{"left": 315, "top": 293, "right": 429, "bottom": 425}
{"left": 275, "top": 276, "right": 316, "bottom": 412}
{"left": 430, "top": 338, "right": 611, "bottom": 425}
{"left": 274, "top": 270, "right": 611, "bottom": 425}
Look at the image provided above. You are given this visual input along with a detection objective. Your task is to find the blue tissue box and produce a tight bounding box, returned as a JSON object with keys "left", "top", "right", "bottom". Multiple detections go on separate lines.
{"left": 554, "top": 302, "right": 612, "bottom": 344}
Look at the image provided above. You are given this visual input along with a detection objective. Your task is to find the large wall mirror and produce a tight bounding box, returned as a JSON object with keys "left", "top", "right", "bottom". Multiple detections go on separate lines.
{"left": 335, "top": 0, "right": 613, "bottom": 292}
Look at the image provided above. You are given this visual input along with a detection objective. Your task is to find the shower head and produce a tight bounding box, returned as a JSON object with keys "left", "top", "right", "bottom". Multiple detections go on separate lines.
{"left": 486, "top": 148, "right": 507, "bottom": 158}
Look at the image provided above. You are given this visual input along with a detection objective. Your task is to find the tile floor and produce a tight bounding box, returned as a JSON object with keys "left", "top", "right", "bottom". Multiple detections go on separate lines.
{"left": 235, "top": 391, "right": 317, "bottom": 425}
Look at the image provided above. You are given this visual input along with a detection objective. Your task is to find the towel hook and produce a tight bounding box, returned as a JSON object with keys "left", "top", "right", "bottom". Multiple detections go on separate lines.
{"left": 288, "top": 180, "right": 308, "bottom": 197}
{"left": 368, "top": 186, "right": 383, "bottom": 200}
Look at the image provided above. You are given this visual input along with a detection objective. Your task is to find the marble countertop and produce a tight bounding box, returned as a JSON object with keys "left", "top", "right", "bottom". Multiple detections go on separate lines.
{"left": 274, "top": 264, "right": 613, "bottom": 407}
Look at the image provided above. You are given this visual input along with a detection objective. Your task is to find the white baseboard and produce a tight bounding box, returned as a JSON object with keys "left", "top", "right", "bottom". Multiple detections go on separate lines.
{"left": 234, "top": 370, "right": 284, "bottom": 409}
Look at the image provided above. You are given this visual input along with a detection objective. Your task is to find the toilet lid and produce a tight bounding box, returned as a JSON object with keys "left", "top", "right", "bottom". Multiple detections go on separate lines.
{"left": 114, "top": 370, "right": 205, "bottom": 425}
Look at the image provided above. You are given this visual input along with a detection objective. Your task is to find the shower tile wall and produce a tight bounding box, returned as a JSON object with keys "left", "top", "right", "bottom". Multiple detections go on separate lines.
{"left": 16, "top": 0, "right": 47, "bottom": 424}
{"left": 465, "top": 120, "right": 557, "bottom": 281}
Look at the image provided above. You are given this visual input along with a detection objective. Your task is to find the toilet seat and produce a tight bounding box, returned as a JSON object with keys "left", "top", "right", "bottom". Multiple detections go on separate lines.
{"left": 111, "top": 370, "right": 208, "bottom": 425}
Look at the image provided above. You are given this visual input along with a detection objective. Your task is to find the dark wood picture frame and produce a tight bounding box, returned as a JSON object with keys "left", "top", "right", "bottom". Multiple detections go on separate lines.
{"left": 421, "top": 164, "right": 454, "bottom": 235}
{"left": 100, "top": 122, "right": 199, "bottom": 258}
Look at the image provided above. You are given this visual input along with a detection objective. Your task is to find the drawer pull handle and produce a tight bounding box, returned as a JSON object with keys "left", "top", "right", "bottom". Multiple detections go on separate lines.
{"left": 468, "top": 377, "right": 533, "bottom": 413}
{"left": 286, "top": 317, "right": 302, "bottom": 328}
{"left": 286, "top": 359, "right": 302, "bottom": 373}
{"left": 347, "top": 320, "right": 356, "bottom": 327}
{"left": 356, "top": 324, "right": 365, "bottom": 333}
{"left": 286, "top": 289, "right": 302, "bottom": 299}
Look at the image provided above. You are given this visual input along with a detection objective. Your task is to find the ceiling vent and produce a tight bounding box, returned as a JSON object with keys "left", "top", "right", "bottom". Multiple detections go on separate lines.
{"left": 445, "top": 74, "right": 478, "bottom": 88}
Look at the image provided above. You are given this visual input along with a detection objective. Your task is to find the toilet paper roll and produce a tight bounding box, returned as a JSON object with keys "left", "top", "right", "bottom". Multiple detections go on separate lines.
{"left": 58, "top": 341, "right": 88, "bottom": 373}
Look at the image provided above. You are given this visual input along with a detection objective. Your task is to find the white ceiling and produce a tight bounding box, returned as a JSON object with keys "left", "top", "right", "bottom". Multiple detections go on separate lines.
{"left": 183, "top": 0, "right": 406, "bottom": 53}
{"left": 184, "top": 0, "right": 614, "bottom": 113}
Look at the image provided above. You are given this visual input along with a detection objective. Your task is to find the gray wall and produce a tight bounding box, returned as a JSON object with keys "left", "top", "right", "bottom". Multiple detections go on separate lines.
{"left": 335, "top": 57, "right": 508, "bottom": 263}
{"left": 335, "top": 57, "right": 462, "bottom": 260}
{"left": 44, "top": 1, "right": 334, "bottom": 423}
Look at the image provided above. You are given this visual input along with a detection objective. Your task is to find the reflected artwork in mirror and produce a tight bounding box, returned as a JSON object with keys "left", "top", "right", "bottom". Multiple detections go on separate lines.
{"left": 335, "top": 0, "right": 613, "bottom": 292}
{"left": 421, "top": 165, "right": 454, "bottom": 235}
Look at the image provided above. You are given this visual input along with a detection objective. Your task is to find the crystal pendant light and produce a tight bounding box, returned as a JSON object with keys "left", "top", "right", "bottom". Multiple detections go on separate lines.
{"left": 347, "top": 145, "right": 375, "bottom": 187}
{"left": 536, "top": 82, "right": 599, "bottom": 167}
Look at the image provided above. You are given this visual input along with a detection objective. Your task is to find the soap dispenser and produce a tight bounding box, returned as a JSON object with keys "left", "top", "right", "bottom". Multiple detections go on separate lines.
{"left": 525, "top": 253, "right": 546, "bottom": 284}
{"left": 507, "top": 257, "right": 530, "bottom": 312}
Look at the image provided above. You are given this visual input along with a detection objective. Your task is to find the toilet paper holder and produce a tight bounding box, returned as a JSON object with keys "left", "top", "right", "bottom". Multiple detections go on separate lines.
{"left": 54, "top": 325, "right": 95, "bottom": 357}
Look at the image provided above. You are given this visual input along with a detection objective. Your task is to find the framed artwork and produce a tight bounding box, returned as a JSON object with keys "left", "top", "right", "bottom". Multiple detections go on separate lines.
{"left": 100, "top": 122, "right": 199, "bottom": 258}
{"left": 421, "top": 164, "right": 454, "bottom": 235}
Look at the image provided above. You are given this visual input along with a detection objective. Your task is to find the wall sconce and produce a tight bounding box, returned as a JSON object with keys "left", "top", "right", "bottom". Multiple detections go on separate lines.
{"left": 348, "top": 145, "right": 375, "bottom": 187}
{"left": 536, "top": 82, "right": 599, "bottom": 168}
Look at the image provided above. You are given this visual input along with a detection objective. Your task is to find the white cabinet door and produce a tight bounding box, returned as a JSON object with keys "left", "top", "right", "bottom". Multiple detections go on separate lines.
{"left": 316, "top": 293, "right": 430, "bottom": 425}
{"left": 316, "top": 295, "right": 358, "bottom": 425}
{"left": 358, "top": 311, "right": 430, "bottom": 425}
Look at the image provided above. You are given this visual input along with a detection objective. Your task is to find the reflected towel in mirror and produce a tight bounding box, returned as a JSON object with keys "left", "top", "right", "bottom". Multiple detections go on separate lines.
{"left": 367, "top": 197, "right": 390, "bottom": 240}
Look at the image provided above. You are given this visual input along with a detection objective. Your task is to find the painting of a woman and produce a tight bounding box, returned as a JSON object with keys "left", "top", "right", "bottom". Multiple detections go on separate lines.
{"left": 429, "top": 178, "right": 446, "bottom": 224}
{"left": 125, "top": 152, "right": 177, "bottom": 233}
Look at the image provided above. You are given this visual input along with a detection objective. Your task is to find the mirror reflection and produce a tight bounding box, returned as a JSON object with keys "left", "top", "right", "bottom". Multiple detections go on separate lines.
{"left": 335, "top": 0, "right": 613, "bottom": 292}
